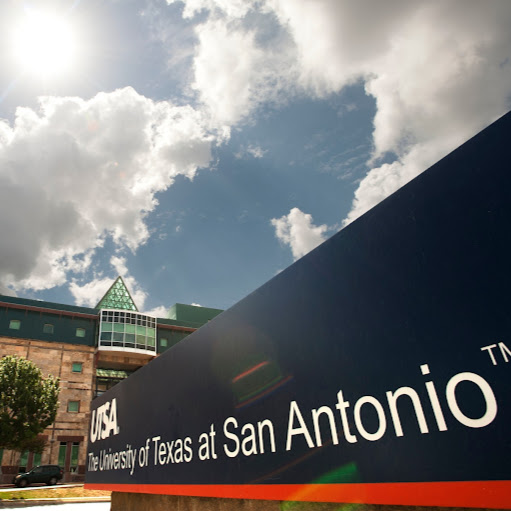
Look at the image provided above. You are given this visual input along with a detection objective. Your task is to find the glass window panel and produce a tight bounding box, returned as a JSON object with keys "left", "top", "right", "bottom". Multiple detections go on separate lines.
{"left": 33, "top": 452, "right": 42, "bottom": 467}
{"left": 147, "top": 327, "right": 155, "bottom": 337}
{"left": 97, "top": 380, "right": 108, "bottom": 392}
{"left": 125, "top": 324, "right": 135, "bottom": 334}
{"left": 160, "top": 338, "right": 168, "bottom": 347}
{"left": 19, "top": 450, "right": 29, "bottom": 468}
{"left": 43, "top": 323, "right": 54, "bottom": 334}
{"left": 136, "top": 325, "right": 145, "bottom": 335}
{"left": 70, "top": 443, "right": 79, "bottom": 471}
{"left": 72, "top": 362, "right": 83, "bottom": 373}
{"left": 125, "top": 333, "right": 135, "bottom": 343}
{"left": 9, "top": 320, "right": 20, "bottom": 330}
{"left": 147, "top": 336, "right": 155, "bottom": 347}
{"left": 58, "top": 443, "right": 66, "bottom": 467}
{"left": 76, "top": 327, "right": 86, "bottom": 337}
{"left": 102, "top": 322, "right": 112, "bottom": 332}
{"left": 68, "top": 401, "right": 80, "bottom": 412}
{"left": 113, "top": 323, "right": 124, "bottom": 333}
{"left": 100, "top": 331, "right": 112, "bottom": 341}
{"left": 113, "top": 332, "right": 124, "bottom": 342}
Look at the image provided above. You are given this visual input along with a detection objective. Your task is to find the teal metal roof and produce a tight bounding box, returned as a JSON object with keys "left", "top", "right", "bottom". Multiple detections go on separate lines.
{"left": 167, "top": 303, "right": 223, "bottom": 327}
{"left": 0, "top": 291, "right": 221, "bottom": 331}
{"left": 0, "top": 294, "right": 98, "bottom": 316}
{"left": 157, "top": 318, "right": 199, "bottom": 329}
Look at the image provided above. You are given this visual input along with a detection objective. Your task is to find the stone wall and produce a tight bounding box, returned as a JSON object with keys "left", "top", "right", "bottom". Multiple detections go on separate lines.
{"left": 111, "top": 493, "right": 497, "bottom": 511}
{"left": 97, "top": 350, "right": 154, "bottom": 371}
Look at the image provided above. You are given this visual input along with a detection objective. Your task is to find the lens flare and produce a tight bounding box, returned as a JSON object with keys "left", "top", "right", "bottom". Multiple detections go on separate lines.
{"left": 10, "top": 10, "right": 76, "bottom": 78}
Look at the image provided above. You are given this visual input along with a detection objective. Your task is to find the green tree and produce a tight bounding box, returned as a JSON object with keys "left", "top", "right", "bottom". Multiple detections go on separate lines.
{"left": 0, "top": 356, "right": 59, "bottom": 452}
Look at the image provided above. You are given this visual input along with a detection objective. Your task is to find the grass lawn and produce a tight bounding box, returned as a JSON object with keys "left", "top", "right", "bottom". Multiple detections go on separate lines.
{"left": 0, "top": 485, "right": 111, "bottom": 500}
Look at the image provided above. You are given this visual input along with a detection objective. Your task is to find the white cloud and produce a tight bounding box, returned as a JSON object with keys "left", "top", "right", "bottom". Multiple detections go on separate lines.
{"left": 246, "top": 145, "right": 267, "bottom": 158}
{"left": 342, "top": 1, "right": 511, "bottom": 222}
{"left": 172, "top": 0, "right": 511, "bottom": 223}
{"left": 109, "top": 256, "right": 148, "bottom": 309}
{"left": 0, "top": 87, "right": 226, "bottom": 292}
{"left": 192, "top": 17, "right": 296, "bottom": 125}
{"left": 168, "top": 0, "right": 258, "bottom": 19}
{"left": 70, "top": 256, "right": 148, "bottom": 310}
{"left": 69, "top": 277, "right": 112, "bottom": 308}
{"left": 342, "top": 139, "right": 460, "bottom": 225}
{"left": 235, "top": 144, "right": 267, "bottom": 159}
{"left": 110, "top": 256, "right": 129, "bottom": 278}
{"left": 143, "top": 305, "right": 169, "bottom": 318}
{"left": 271, "top": 207, "right": 328, "bottom": 260}
{"left": 3, "top": 0, "right": 511, "bottom": 296}
{"left": 0, "top": 283, "right": 17, "bottom": 297}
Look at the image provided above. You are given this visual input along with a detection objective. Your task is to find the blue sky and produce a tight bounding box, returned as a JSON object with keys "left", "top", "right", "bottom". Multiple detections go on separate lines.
{"left": 0, "top": 0, "right": 510, "bottom": 315}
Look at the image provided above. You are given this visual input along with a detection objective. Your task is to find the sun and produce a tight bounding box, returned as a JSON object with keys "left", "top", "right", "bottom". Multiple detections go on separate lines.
{"left": 10, "top": 11, "right": 76, "bottom": 79}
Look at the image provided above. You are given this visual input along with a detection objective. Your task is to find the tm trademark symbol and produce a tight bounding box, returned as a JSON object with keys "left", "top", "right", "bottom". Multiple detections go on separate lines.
{"left": 481, "top": 342, "right": 511, "bottom": 365}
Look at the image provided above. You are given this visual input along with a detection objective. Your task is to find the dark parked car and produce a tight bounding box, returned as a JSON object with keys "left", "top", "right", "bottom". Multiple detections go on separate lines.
{"left": 12, "top": 465, "right": 63, "bottom": 487}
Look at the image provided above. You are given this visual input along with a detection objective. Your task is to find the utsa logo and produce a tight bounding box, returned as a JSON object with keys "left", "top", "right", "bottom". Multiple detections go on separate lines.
{"left": 90, "top": 398, "right": 120, "bottom": 443}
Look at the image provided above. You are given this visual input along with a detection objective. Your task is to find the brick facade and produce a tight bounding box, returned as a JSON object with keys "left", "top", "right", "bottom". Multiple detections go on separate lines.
{"left": 0, "top": 291, "right": 220, "bottom": 485}
{"left": 0, "top": 336, "right": 94, "bottom": 483}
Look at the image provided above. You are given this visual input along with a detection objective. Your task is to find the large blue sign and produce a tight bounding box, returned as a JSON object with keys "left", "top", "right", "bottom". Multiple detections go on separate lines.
{"left": 86, "top": 111, "right": 511, "bottom": 509}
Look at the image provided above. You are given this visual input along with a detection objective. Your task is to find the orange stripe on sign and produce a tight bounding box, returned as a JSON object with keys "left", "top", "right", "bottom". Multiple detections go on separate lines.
{"left": 84, "top": 480, "right": 511, "bottom": 509}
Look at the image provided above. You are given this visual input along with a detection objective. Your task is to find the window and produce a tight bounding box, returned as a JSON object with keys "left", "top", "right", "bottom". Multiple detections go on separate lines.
{"left": 33, "top": 452, "right": 42, "bottom": 467}
{"left": 75, "top": 328, "right": 86, "bottom": 338}
{"left": 57, "top": 440, "right": 80, "bottom": 473}
{"left": 9, "top": 319, "right": 20, "bottom": 330}
{"left": 160, "top": 338, "right": 168, "bottom": 347}
{"left": 58, "top": 442, "right": 66, "bottom": 467}
{"left": 70, "top": 442, "right": 79, "bottom": 472}
{"left": 19, "top": 450, "right": 28, "bottom": 472}
{"left": 94, "top": 368, "right": 132, "bottom": 398}
{"left": 72, "top": 362, "right": 83, "bottom": 373}
{"left": 67, "top": 401, "right": 80, "bottom": 413}
{"left": 43, "top": 323, "right": 54, "bottom": 334}
{"left": 98, "top": 310, "right": 157, "bottom": 353}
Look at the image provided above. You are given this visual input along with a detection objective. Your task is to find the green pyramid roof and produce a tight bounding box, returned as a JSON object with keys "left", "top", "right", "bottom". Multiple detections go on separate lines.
{"left": 95, "top": 276, "right": 138, "bottom": 311}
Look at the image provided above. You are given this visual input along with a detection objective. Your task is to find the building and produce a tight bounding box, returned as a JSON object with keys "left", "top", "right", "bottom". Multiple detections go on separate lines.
{"left": 0, "top": 277, "right": 222, "bottom": 483}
